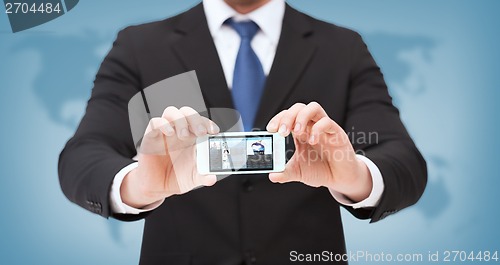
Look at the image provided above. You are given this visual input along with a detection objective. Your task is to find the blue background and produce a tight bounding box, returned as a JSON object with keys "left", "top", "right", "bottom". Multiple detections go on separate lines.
{"left": 1, "top": 0, "right": 499, "bottom": 264}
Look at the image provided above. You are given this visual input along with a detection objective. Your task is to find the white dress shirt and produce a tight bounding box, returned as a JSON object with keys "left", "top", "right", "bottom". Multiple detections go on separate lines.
{"left": 110, "top": 0, "right": 385, "bottom": 214}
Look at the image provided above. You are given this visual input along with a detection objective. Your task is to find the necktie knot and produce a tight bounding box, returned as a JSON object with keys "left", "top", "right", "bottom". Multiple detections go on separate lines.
{"left": 226, "top": 18, "right": 260, "bottom": 40}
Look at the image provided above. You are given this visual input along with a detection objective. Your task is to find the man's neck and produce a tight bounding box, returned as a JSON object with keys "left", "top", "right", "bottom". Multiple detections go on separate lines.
{"left": 223, "top": 0, "right": 271, "bottom": 14}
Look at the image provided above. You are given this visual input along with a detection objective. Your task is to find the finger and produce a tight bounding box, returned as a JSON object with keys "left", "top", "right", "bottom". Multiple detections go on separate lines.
{"left": 179, "top": 106, "right": 209, "bottom": 137}
{"left": 143, "top": 118, "right": 160, "bottom": 138}
{"left": 294, "top": 102, "right": 328, "bottom": 135}
{"left": 141, "top": 118, "right": 171, "bottom": 155}
{"left": 266, "top": 103, "right": 306, "bottom": 136}
{"left": 269, "top": 170, "right": 301, "bottom": 184}
{"left": 291, "top": 129, "right": 310, "bottom": 148}
{"left": 203, "top": 117, "right": 220, "bottom": 135}
{"left": 268, "top": 157, "right": 301, "bottom": 184}
{"left": 266, "top": 109, "right": 286, "bottom": 132}
{"left": 309, "top": 116, "right": 346, "bottom": 146}
{"left": 154, "top": 117, "right": 175, "bottom": 137}
{"left": 144, "top": 117, "right": 174, "bottom": 138}
{"left": 190, "top": 170, "right": 218, "bottom": 189}
{"left": 308, "top": 116, "right": 337, "bottom": 145}
{"left": 200, "top": 174, "right": 217, "bottom": 187}
{"left": 159, "top": 120, "right": 175, "bottom": 136}
{"left": 277, "top": 103, "right": 307, "bottom": 136}
{"left": 162, "top": 106, "right": 190, "bottom": 139}
{"left": 269, "top": 172, "right": 289, "bottom": 184}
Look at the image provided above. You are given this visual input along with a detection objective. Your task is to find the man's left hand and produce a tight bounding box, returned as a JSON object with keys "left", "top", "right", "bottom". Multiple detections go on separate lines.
{"left": 266, "top": 102, "right": 372, "bottom": 203}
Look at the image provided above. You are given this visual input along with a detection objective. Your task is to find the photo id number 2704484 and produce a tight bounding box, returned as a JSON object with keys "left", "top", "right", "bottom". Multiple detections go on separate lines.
{"left": 5, "top": 2, "right": 62, "bottom": 14}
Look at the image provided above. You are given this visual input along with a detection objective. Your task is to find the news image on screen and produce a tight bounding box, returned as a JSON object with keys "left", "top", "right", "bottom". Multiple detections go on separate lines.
{"left": 209, "top": 135, "right": 273, "bottom": 172}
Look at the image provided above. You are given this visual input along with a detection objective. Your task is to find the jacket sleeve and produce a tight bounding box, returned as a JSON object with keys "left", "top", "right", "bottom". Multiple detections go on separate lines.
{"left": 58, "top": 28, "right": 149, "bottom": 221}
{"left": 342, "top": 32, "right": 428, "bottom": 222}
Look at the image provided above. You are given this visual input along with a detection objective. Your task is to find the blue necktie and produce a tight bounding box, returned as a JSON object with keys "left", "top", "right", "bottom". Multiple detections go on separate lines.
{"left": 227, "top": 19, "right": 266, "bottom": 131}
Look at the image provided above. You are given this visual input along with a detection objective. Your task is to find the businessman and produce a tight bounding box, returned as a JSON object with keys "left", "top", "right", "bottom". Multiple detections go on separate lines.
{"left": 59, "top": 0, "right": 427, "bottom": 264}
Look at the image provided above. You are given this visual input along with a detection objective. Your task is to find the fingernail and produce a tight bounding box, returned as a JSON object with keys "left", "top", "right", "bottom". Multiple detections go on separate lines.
{"left": 197, "top": 124, "right": 206, "bottom": 134}
{"left": 309, "top": 134, "right": 315, "bottom": 144}
{"left": 294, "top": 123, "right": 301, "bottom": 133}
{"left": 164, "top": 125, "right": 174, "bottom": 136}
{"left": 278, "top": 124, "right": 287, "bottom": 134}
{"left": 181, "top": 128, "right": 189, "bottom": 138}
{"left": 210, "top": 123, "right": 220, "bottom": 134}
{"left": 267, "top": 122, "right": 276, "bottom": 131}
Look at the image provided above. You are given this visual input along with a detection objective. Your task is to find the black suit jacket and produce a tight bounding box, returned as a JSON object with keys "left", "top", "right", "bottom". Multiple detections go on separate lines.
{"left": 59, "top": 3, "right": 427, "bottom": 265}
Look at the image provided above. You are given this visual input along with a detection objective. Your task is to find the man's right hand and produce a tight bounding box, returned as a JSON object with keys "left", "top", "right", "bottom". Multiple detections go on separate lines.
{"left": 120, "top": 106, "right": 220, "bottom": 209}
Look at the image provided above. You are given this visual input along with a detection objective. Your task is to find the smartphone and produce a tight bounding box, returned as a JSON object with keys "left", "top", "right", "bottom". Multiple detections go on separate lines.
{"left": 196, "top": 131, "right": 285, "bottom": 175}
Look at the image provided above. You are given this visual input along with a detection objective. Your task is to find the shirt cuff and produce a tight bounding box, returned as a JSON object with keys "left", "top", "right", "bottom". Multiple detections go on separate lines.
{"left": 109, "top": 162, "right": 165, "bottom": 214}
{"left": 329, "top": 154, "right": 385, "bottom": 209}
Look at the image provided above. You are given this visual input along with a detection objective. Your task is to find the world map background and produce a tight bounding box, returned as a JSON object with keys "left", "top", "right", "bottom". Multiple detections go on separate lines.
{"left": 1, "top": 1, "right": 499, "bottom": 264}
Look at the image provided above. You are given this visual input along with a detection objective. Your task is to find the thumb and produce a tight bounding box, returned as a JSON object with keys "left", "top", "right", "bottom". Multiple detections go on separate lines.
{"left": 188, "top": 174, "right": 218, "bottom": 193}
{"left": 268, "top": 158, "right": 301, "bottom": 184}
{"left": 201, "top": 174, "right": 217, "bottom": 187}
{"left": 268, "top": 172, "right": 289, "bottom": 184}
{"left": 193, "top": 172, "right": 217, "bottom": 187}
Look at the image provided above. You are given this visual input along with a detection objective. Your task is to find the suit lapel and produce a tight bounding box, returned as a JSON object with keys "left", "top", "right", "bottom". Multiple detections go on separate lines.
{"left": 254, "top": 5, "right": 316, "bottom": 129}
{"left": 171, "top": 4, "right": 233, "bottom": 111}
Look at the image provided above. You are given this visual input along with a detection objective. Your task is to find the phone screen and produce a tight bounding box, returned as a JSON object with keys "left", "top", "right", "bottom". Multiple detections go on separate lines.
{"left": 208, "top": 135, "right": 274, "bottom": 172}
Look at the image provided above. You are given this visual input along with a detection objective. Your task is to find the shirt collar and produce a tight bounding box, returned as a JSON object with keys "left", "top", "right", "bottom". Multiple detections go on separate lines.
{"left": 203, "top": 0, "right": 285, "bottom": 45}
